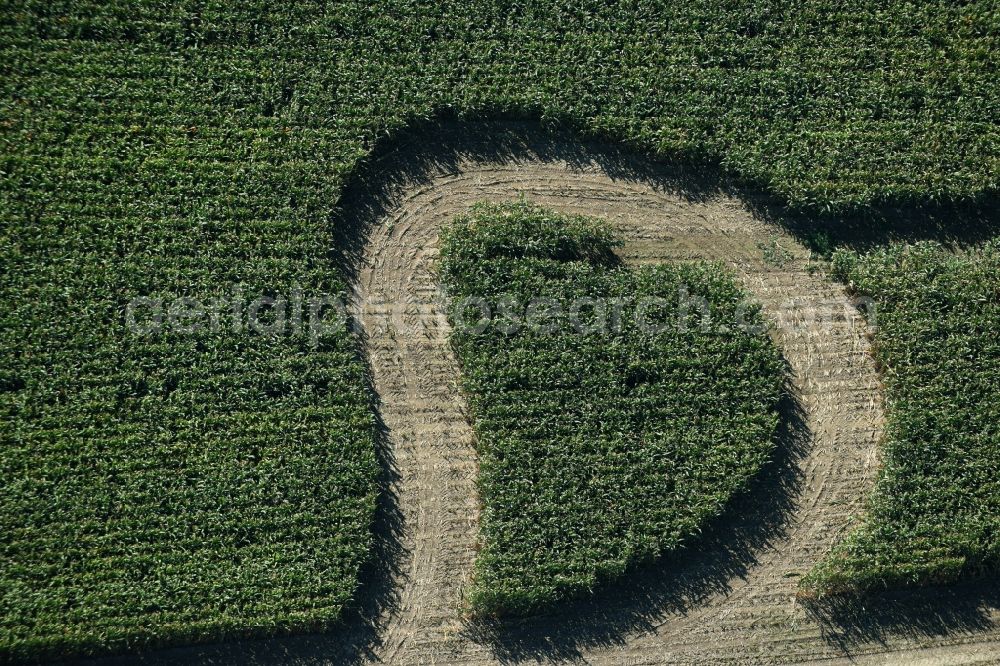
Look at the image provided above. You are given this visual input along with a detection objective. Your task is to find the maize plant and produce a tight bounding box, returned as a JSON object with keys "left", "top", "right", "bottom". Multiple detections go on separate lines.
{"left": 803, "top": 241, "right": 1000, "bottom": 597}
{"left": 440, "top": 202, "right": 785, "bottom": 615}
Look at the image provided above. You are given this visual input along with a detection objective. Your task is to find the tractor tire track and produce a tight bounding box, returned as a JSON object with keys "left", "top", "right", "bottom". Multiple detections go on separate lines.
{"left": 349, "top": 125, "right": 894, "bottom": 664}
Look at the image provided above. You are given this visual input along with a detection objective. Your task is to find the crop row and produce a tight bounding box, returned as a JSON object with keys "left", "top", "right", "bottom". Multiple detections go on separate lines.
{"left": 439, "top": 202, "right": 784, "bottom": 614}
{"left": 802, "top": 241, "right": 1000, "bottom": 596}
{"left": 2, "top": 0, "right": 996, "bottom": 657}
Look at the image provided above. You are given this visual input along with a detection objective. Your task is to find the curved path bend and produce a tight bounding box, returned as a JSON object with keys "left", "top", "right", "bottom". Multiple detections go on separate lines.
{"left": 349, "top": 124, "right": 895, "bottom": 665}
{"left": 80, "top": 124, "right": 1000, "bottom": 666}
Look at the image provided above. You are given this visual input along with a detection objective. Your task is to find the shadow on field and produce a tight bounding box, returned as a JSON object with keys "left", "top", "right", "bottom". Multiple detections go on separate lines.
{"left": 328, "top": 117, "right": 1000, "bottom": 663}
{"left": 754, "top": 196, "right": 1000, "bottom": 256}
{"left": 326, "top": 118, "right": 815, "bottom": 664}
{"left": 331, "top": 117, "right": 1000, "bottom": 286}
{"left": 75, "top": 118, "right": 1000, "bottom": 665}
{"left": 803, "top": 582, "right": 1000, "bottom": 653}
{"left": 330, "top": 118, "right": 739, "bottom": 288}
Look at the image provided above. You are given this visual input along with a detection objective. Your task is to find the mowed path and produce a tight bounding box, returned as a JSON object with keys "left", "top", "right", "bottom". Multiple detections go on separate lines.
{"left": 90, "top": 123, "right": 1000, "bottom": 666}
{"left": 344, "top": 124, "right": 995, "bottom": 665}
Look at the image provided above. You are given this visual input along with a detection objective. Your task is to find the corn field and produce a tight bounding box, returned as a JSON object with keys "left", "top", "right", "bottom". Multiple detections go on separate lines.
{"left": 440, "top": 202, "right": 785, "bottom": 615}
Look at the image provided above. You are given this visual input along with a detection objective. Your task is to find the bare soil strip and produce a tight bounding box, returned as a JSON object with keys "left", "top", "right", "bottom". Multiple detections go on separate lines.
{"left": 345, "top": 124, "right": 1000, "bottom": 665}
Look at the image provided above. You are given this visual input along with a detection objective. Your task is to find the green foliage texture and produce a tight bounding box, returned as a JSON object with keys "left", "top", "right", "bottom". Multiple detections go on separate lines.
{"left": 439, "top": 202, "right": 784, "bottom": 615}
{"left": 803, "top": 241, "right": 1000, "bottom": 595}
{"left": 2, "top": 0, "right": 998, "bottom": 657}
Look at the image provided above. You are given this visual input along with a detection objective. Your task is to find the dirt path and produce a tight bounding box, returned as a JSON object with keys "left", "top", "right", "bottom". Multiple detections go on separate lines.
{"left": 341, "top": 123, "right": 1000, "bottom": 665}
{"left": 92, "top": 122, "right": 999, "bottom": 666}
